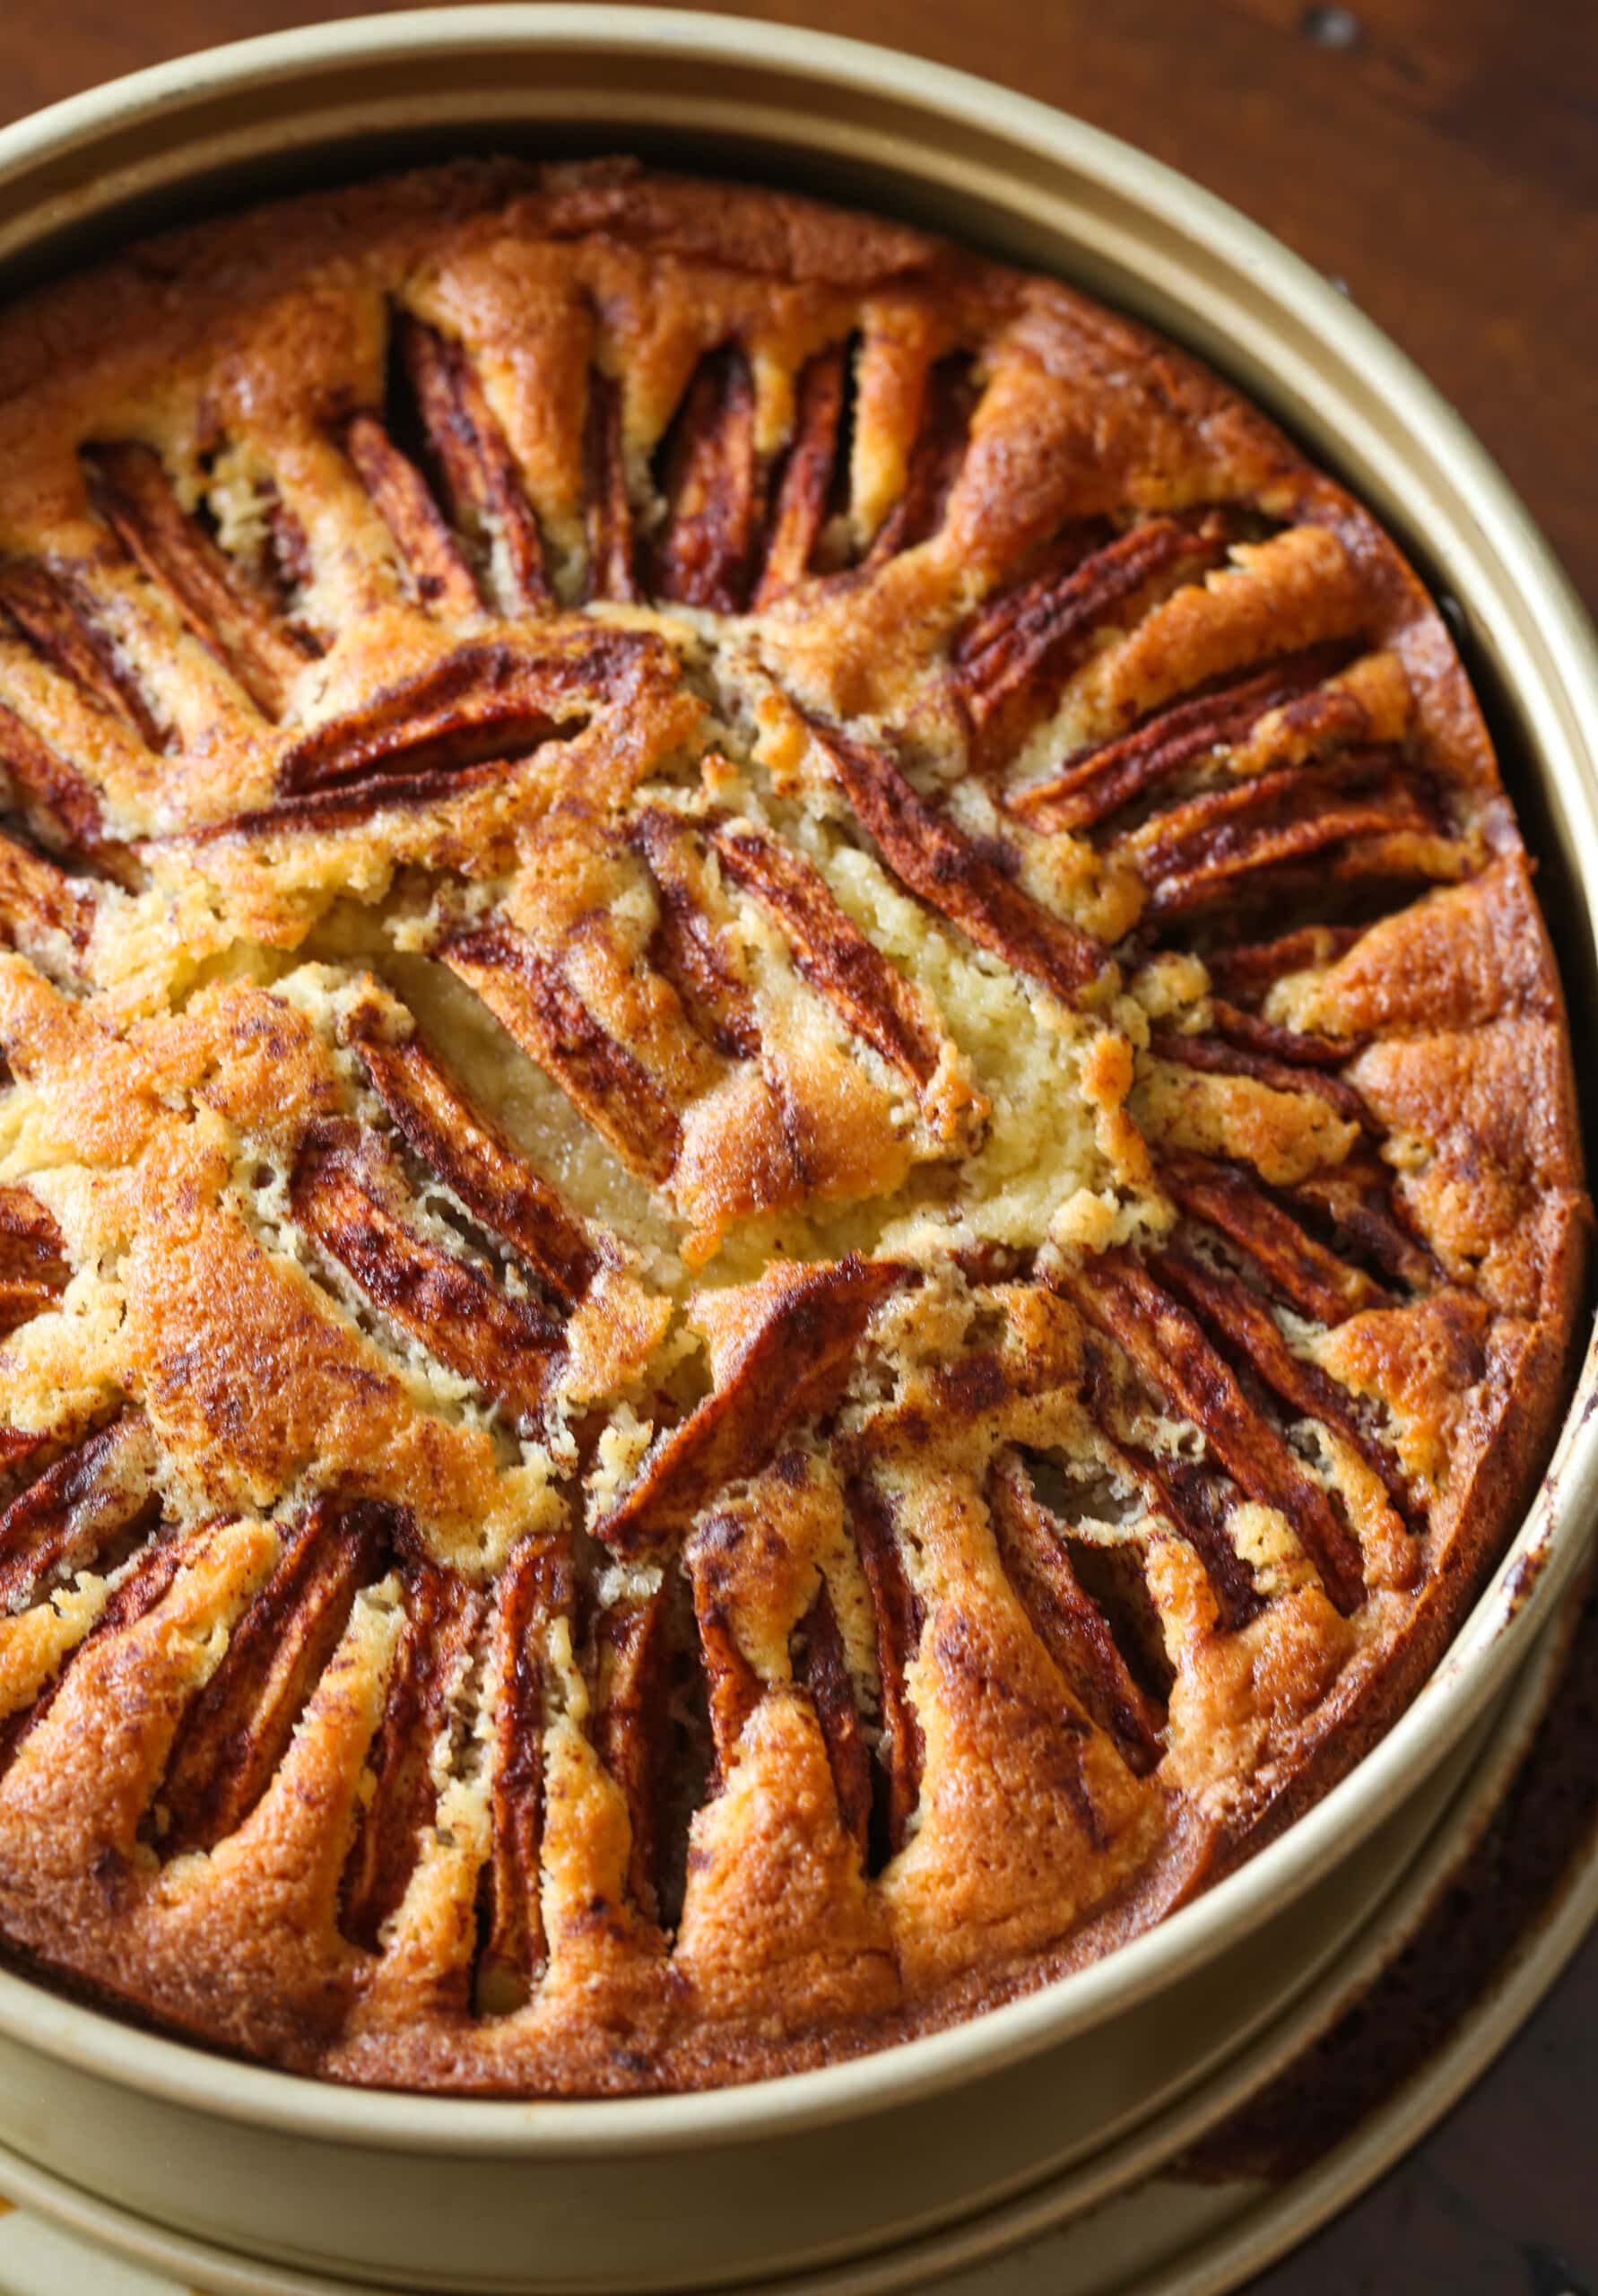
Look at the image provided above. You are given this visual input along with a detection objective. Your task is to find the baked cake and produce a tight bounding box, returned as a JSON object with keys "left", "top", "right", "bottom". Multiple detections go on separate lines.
{"left": 0, "top": 159, "right": 1584, "bottom": 2093}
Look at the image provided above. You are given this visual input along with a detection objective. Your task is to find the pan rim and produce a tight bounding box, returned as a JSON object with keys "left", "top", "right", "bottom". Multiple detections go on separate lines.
{"left": 0, "top": 2, "right": 1592, "bottom": 2161}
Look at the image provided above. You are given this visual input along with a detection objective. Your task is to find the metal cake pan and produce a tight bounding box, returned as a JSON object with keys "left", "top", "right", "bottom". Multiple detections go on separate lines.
{"left": 0, "top": 10, "right": 1594, "bottom": 2291}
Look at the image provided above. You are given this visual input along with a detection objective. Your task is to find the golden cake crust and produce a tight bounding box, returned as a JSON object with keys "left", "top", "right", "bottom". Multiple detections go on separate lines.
{"left": 0, "top": 159, "right": 1585, "bottom": 2095}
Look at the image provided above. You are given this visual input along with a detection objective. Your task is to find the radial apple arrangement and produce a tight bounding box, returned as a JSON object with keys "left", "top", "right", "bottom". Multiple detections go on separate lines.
{"left": 0, "top": 156, "right": 1584, "bottom": 2094}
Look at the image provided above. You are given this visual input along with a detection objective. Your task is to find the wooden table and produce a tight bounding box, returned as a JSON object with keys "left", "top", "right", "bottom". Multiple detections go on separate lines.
{"left": 1, "top": 5, "right": 1594, "bottom": 2292}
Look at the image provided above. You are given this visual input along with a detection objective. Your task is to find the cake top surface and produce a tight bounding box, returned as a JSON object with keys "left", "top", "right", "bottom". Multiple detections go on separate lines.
{"left": 0, "top": 157, "right": 1583, "bottom": 2095}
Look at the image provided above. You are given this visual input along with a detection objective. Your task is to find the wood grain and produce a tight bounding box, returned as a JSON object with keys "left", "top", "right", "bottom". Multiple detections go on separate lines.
{"left": 0, "top": 8, "right": 1593, "bottom": 2293}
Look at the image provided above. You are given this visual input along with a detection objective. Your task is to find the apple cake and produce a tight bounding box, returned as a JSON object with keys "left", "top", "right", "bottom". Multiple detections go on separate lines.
{"left": 0, "top": 158, "right": 1584, "bottom": 2094}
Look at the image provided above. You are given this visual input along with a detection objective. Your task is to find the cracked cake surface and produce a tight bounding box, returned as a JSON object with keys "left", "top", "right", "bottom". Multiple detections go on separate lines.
{"left": 0, "top": 156, "right": 1585, "bottom": 2094}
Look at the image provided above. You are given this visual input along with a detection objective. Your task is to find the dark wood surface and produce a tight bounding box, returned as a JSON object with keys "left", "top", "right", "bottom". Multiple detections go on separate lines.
{"left": 0, "top": 5, "right": 1594, "bottom": 2292}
